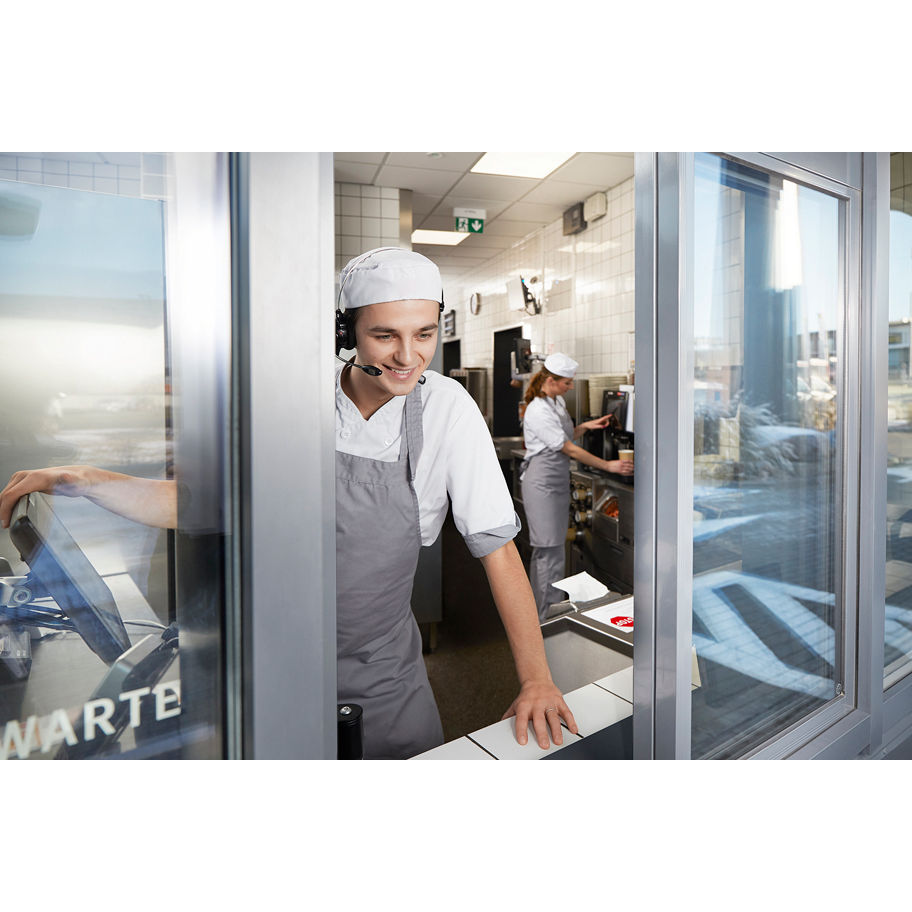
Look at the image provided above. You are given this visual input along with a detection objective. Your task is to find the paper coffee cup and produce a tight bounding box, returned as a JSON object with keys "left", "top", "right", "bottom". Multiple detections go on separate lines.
{"left": 619, "top": 449, "right": 634, "bottom": 462}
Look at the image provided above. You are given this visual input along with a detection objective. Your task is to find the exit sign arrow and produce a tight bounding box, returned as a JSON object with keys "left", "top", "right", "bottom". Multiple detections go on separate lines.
{"left": 454, "top": 207, "right": 486, "bottom": 234}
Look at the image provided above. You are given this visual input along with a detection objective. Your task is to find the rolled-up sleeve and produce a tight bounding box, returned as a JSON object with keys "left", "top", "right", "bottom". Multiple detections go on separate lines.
{"left": 463, "top": 518, "right": 521, "bottom": 558}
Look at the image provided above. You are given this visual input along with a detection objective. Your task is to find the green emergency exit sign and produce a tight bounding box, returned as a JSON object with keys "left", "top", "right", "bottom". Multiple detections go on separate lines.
{"left": 454, "top": 207, "right": 486, "bottom": 234}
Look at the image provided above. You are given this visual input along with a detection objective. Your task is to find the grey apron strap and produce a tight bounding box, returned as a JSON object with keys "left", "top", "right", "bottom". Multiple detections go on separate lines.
{"left": 402, "top": 381, "right": 424, "bottom": 481}
{"left": 400, "top": 384, "right": 423, "bottom": 538}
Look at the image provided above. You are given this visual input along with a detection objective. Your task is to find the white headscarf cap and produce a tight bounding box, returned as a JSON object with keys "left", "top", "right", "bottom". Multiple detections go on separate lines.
{"left": 544, "top": 352, "right": 578, "bottom": 378}
{"left": 338, "top": 247, "right": 443, "bottom": 310}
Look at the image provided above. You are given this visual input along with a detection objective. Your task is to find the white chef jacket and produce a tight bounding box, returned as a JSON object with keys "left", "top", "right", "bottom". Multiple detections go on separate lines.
{"left": 521, "top": 394, "right": 572, "bottom": 457}
{"left": 335, "top": 365, "right": 520, "bottom": 558}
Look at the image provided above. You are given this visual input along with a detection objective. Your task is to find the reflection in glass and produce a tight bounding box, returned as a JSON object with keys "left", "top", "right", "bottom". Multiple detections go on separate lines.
{"left": 691, "top": 154, "right": 841, "bottom": 758}
{"left": 884, "top": 152, "right": 912, "bottom": 689}
{"left": 0, "top": 154, "right": 222, "bottom": 759}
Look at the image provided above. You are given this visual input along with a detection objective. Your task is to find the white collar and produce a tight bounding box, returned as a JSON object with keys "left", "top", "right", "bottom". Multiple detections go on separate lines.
{"left": 335, "top": 364, "right": 405, "bottom": 426}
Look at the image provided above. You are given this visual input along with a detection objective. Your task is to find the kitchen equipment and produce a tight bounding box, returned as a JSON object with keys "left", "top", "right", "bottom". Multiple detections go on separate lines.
{"left": 563, "top": 378, "right": 590, "bottom": 425}
{"left": 449, "top": 367, "right": 488, "bottom": 418}
{"left": 568, "top": 468, "right": 634, "bottom": 592}
{"left": 587, "top": 374, "right": 627, "bottom": 418}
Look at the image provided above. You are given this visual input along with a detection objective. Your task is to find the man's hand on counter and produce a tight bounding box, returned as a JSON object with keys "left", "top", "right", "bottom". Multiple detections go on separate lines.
{"left": 480, "top": 541, "right": 579, "bottom": 751}
{"left": 501, "top": 678, "right": 578, "bottom": 750}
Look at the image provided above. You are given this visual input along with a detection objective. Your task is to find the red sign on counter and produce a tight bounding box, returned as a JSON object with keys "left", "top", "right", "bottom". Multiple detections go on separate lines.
{"left": 609, "top": 616, "right": 634, "bottom": 630}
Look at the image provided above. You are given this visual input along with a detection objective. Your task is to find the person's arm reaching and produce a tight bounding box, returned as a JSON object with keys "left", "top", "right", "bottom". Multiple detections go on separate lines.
{"left": 561, "top": 440, "right": 634, "bottom": 476}
{"left": 479, "top": 539, "right": 578, "bottom": 749}
{"left": 0, "top": 465, "right": 178, "bottom": 530}
{"left": 572, "top": 415, "right": 612, "bottom": 438}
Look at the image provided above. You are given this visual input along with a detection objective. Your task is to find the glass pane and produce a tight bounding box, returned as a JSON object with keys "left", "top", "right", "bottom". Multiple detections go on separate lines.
{"left": 885, "top": 152, "right": 912, "bottom": 689}
{"left": 0, "top": 154, "right": 227, "bottom": 759}
{"left": 691, "top": 153, "right": 842, "bottom": 758}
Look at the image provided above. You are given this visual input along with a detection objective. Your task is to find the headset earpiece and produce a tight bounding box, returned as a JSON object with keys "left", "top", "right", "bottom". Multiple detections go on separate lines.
{"left": 335, "top": 309, "right": 355, "bottom": 354}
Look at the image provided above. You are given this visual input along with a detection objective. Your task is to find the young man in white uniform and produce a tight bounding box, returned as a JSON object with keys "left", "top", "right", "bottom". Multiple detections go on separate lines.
{"left": 520, "top": 353, "right": 634, "bottom": 620}
{"left": 333, "top": 247, "right": 577, "bottom": 758}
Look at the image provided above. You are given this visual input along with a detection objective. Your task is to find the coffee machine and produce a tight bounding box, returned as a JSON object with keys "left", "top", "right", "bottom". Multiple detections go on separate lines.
{"left": 581, "top": 386, "right": 634, "bottom": 481}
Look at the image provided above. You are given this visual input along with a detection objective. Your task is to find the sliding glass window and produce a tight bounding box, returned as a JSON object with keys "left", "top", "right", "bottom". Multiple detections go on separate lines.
{"left": 0, "top": 153, "right": 231, "bottom": 760}
{"left": 690, "top": 153, "right": 844, "bottom": 758}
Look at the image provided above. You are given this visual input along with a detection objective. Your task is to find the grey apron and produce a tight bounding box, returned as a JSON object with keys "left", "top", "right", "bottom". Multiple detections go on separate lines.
{"left": 520, "top": 396, "right": 575, "bottom": 619}
{"left": 336, "top": 379, "right": 444, "bottom": 760}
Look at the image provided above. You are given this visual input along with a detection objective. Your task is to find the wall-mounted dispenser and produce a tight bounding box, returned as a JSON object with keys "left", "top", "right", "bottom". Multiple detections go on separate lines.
{"left": 584, "top": 191, "right": 607, "bottom": 223}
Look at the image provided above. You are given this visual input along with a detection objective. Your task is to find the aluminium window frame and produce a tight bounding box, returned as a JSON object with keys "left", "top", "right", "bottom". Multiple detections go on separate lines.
{"left": 633, "top": 151, "right": 876, "bottom": 760}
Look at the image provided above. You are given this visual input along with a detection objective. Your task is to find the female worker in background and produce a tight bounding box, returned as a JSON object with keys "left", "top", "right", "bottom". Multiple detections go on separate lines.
{"left": 520, "top": 353, "right": 634, "bottom": 621}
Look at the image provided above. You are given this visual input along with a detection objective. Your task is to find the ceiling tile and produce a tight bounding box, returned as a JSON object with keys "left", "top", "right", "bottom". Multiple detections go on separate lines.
{"left": 550, "top": 152, "right": 634, "bottom": 188}
{"left": 449, "top": 171, "right": 538, "bottom": 201}
{"left": 373, "top": 164, "right": 463, "bottom": 195}
{"left": 439, "top": 242, "right": 500, "bottom": 258}
{"left": 481, "top": 219, "right": 540, "bottom": 238}
{"left": 417, "top": 204, "right": 510, "bottom": 230}
{"left": 498, "top": 200, "right": 565, "bottom": 223}
{"left": 416, "top": 213, "right": 466, "bottom": 231}
{"left": 456, "top": 233, "right": 512, "bottom": 250}
{"left": 521, "top": 179, "right": 605, "bottom": 206}
{"left": 385, "top": 151, "right": 483, "bottom": 172}
{"left": 335, "top": 152, "right": 387, "bottom": 165}
{"left": 439, "top": 195, "right": 511, "bottom": 220}
{"left": 334, "top": 161, "right": 380, "bottom": 183}
{"left": 435, "top": 229, "right": 506, "bottom": 247}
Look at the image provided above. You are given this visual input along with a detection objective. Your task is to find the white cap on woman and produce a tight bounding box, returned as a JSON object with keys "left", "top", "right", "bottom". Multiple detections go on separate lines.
{"left": 544, "top": 352, "right": 578, "bottom": 378}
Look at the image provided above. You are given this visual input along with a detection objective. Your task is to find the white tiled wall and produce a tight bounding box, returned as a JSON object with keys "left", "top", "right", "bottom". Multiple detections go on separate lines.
{"left": 444, "top": 177, "right": 635, "bottom": 416}
{"left": 0, "top": 153, "right": 169, "bottom": 199}
{"left": 334, "top": 182, "right": 401, "bottom": 273}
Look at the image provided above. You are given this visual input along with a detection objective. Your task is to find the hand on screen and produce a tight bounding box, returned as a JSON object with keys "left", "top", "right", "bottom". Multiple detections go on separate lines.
{"left": 1, "top": 466, "right": 178, "bottom": 530}
{"left": 0, "top": 466, "right": 97, "bottom": 528}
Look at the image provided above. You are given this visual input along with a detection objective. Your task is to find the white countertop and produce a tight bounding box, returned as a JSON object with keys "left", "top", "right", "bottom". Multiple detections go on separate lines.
{"left": 411, "top": 666, "right": 635, "bottom": 761}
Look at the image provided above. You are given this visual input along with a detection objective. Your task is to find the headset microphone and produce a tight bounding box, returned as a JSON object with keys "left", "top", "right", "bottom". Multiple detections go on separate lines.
{"left": 335, "top": 354, "right": 427, "bottom": 383}
{"left": 335, "top": 354, "right": 382, "bottom": 377}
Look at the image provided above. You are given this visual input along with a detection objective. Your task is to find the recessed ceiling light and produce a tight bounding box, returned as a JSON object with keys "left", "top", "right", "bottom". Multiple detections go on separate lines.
{"left": 471, "top": 152, "right": 575, "bottom": 179}
{"left": 411, "top": 229, "right": 471, "bottom": 246}
{"left": 426, "top": 152, "right": 444, "bottom": 159}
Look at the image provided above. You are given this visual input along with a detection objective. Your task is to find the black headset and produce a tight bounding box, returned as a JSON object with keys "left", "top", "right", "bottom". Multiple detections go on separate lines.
{"left": 335, "top": 248, "right": 445, "bottom": 356}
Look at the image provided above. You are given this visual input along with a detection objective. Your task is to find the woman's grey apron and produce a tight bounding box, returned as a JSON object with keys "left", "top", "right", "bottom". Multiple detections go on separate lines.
{"left": 335, "top": 381, "right": 444, "bottom": 760}
{"left": 520, "top": 396, "right": 575, "bottom": 619}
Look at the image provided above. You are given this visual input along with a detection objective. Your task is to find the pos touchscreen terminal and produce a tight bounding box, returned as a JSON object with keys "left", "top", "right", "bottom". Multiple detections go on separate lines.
{"left": 8, "top": 492, "right": 131, "bottom": 664}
